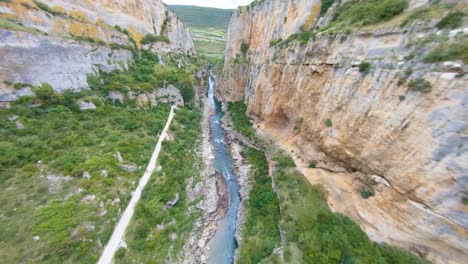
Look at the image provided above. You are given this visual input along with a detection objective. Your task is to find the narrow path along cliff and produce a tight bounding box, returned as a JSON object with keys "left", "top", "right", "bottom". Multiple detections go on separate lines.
{"left": 97, "top": 106, "right": 175, "bottom": 264}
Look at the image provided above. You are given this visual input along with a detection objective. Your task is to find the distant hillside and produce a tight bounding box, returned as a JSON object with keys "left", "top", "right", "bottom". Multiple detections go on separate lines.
{"left": 169, "top": 5, "right": 233, "bottom": 29}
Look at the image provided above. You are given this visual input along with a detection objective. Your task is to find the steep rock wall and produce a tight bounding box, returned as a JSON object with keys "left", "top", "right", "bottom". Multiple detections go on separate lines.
{"left": 0, "top": 0, "right": 194, "bottom": 94}
{"left": 220, "top": 0, "right": 467, "bottom": 263}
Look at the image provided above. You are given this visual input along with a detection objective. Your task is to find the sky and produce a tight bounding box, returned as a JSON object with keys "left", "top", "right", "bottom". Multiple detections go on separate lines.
{"left": 162, "top": 0, "right": 254, "bottom": 9}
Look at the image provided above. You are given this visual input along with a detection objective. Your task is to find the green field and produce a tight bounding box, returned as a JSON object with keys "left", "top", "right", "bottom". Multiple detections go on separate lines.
{"left": 170, "top": 5, "right": 232, "bottom": 57}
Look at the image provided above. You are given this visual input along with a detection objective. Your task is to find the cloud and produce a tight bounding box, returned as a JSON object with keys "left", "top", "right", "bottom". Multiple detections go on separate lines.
{"left": 162, "top": 0, "right": 254, "bottom": 9}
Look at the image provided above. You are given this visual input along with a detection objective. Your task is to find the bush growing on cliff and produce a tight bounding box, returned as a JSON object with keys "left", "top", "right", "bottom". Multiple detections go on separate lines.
{"left": 359, "top": 61, "right": 371, "bottom": 74}
{"left": 321, "top": 0, "right": 335, "bottom": 16}
{"left": 359, "top": 187, "right": 374, "bottom": 199}
{"left": 408, "top": 78, "right": 432, "bottom": 93}
{"left": 424, "top": 39, "right": 468, "bottom": 64}
{"left": 140, "top": 33, "right": 171, "bottom": 45}
{"left": 33, "top": 0, "right": 66, "bottom": 16}
{"left": 325, "top": 118, "right": 333, "bottom": 127}
{"left": 240, "top": 42, "right": 250, "bottom": 57}
{"left": 436, "top": 11, "right": 465, "bottom": 29}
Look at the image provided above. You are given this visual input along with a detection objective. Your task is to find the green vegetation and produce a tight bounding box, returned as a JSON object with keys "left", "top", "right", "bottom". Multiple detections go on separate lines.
{"left": 87, "top": 51, "right": 197, "bottom": 105}
{"left": 248, "top": 0, "right": 267, "bottom": 9}
{"left": 227, "top": 101, "right": 257, "bottom": 141}
{"left": 169, "top": 5, "right": 232, "bottom": 57}
{"left": 408, "top": 78, "right": 432, "bottom": 93}
{"left": 33, "top": 0, "right": 66, "bottom": 16}
{"left": 240, "top": 42, "right": 249, "bottom": 57}
{"left": 269, "top": 38, "right": 283, "bottom": 47}
{"left": 359, "top": 61, "right": 371, "bottom": 74}
{"left": 118, "top": 108, "right": 202, "bottom": 262}
{"left": 309, "top": 162, "right": 317, "bottom": 169}
{"left": 0, "top": 91, "right": 171, "bottom": 262}
{"left": 0, "top": 17, "right": 45, "bottom": 35}
{"left": 359, "top": 187, "right": 374, "bottom": 199}
{"left": 237, "top": 147, "right": 281, "bottom": 263}
{"left": 325, "top": 118, "right": 333, "bottom": 127}
{"left": 424, "top": 38, "right": 468, "bottom": 64}
{"left": 321, "top": 0, "right": 335, "bottom": 16}
{"left": 169, "top": 5, "right": 232, "bottom": 29}
{"left": 193, "top": 39, "right": 226, "bottom": 57}
{"left": 321, "top": 0, "right": 409, "bottom": 33}
{"left": 71, "top": 34, "right": 106, "bottom": 46}
{"left": 436, "top": 11, "right": 465, "bottom": 29}
{"left": 140, "top": 33, "right": 170, "bottom": 45}
{"left": 399, "top": 4, "right": 448, "bottom": 28}
{"left": 272, "top": 30, "right": 316, "bottom": 48}
{"left": 267, "top": 167, "right": 427, "bottom": 263}
{"left": 334, "top": 0, "right": 408, "bottom": 26}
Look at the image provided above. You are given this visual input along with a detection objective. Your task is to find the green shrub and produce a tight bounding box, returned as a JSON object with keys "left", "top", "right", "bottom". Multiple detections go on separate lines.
{"left": 436, "top": 11, "right": 465, "bottom": 29}
{"left": 33, "top": 0, "right": 65, "bottom": 16}
{"left": 408, "top": 78, "right": 432, "bottom": 93}
{"left": 269, "top": 38, "right": 283, "bottom": 47}
{"left": 359, "top": 187, "right": 374, "bottom": 199}
{"left": 321, "top": 0, "right": 335, "bottom": 16}
{"left": 309, "top": 162, "right": 317, "bottom": 168}
{"left": 359, "top": 61, "right": 371, "bottom": 74}
{"left": 424, "top": 41, "right": 468, "bottom": 64}
{"left": 273, "top": 152, "right": 295, "bottom": 169}
{"left": 141, "top": 33, "right": 170, "bottom": 45}
{"left": 325, "top": 118, "right": 333, "bottom": 127}
{"left": 227, "top": 101, "right": 257, "bottom": 141}
{"left": 115, "top": 248, "right": 126, "bottom": 259}
{"left": 33, "top": 82, "right": 59, "bottom": 104}
{"left": 240, "top": 42, "right": 249, "bottom": 57}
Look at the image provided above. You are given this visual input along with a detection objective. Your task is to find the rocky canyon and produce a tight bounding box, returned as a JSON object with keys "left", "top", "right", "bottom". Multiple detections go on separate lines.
{"left": 0, "top": 0, "right": 467, "bottom": 263}
{"left": 219, "top": 0, "right": 467, "bottom": 263}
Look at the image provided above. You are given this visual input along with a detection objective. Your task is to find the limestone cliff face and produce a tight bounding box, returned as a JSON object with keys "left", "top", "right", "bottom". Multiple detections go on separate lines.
{"left": 0, "top": 0, "right": 194, "bottom": 95}
{"left": 220, "top": 0, "right": 467, "bottom": 263}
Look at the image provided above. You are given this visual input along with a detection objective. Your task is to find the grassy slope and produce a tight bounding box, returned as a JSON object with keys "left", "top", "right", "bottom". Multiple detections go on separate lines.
{"left": 0, "top": 102, "right": 170, "bottom": 263}
{"left": 169, "top": 5, "right": 232, "bottom": 57}
{"left": 169, "top": 5, "right": 232, "bottom": 29}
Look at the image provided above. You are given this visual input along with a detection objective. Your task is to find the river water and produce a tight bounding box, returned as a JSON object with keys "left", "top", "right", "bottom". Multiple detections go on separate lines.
{"left": 207, "top": 77, "right": 241, "bottom": 264}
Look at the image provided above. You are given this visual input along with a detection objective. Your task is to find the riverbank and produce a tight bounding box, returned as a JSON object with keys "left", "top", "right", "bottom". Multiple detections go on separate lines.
{"left": 179, "top": 95, "right": 228, "bottom": 263}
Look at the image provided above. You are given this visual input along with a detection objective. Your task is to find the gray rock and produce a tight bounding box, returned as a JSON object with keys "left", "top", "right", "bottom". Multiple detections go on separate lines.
{"left": 120, "top": 164, "right": 137, "bottom": 172}
{"left": 114, "top": 152, "right": 124, "bottom": 163}
{"left": 79, "top": 101, "right": 96, "bottom": 110}
{"left": 0, "top": 30, "right": 132, "bottom": 93}
{"left": 100, "top": 170, "right": 108, "bottom": 177}
{"left": 107, "top": 91, "right": 124, "bottom": 103}
{"left": 15, "top": 121, "right": 25, "bottom": 129}
{"left": 8, "top": 115, "right": 18, "bottom": 121}
{"left": 81, "top": 195, "right": 96, "bottom": 203}
{"left": 83, "top": 171, "right": 91, "bottom": 179}
{"left": 166, "top": 193, "right": 180, "bottom": 207}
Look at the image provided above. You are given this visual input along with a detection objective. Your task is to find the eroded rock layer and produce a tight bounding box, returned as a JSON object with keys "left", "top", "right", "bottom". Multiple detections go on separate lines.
{"left": 219, "top": 0, "right": 468, "bottom": 263}
{"left": 0, "top": 0, "right": 194, "bottom": 92}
